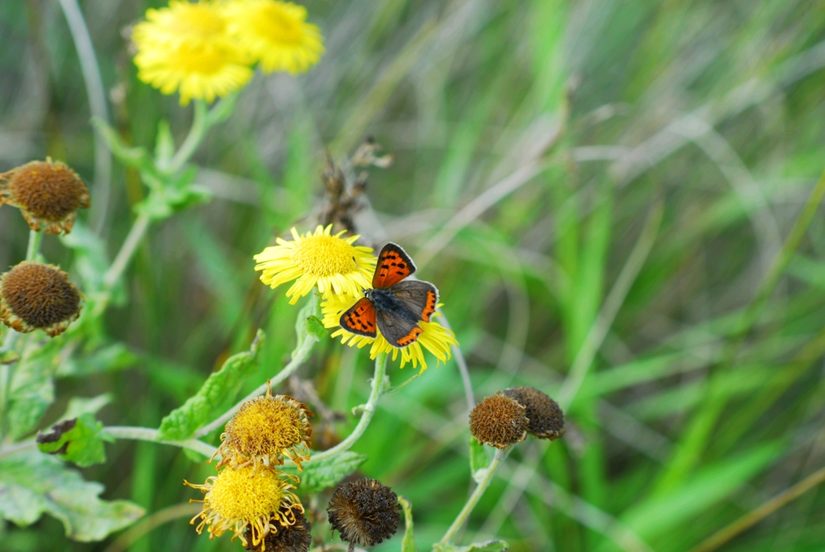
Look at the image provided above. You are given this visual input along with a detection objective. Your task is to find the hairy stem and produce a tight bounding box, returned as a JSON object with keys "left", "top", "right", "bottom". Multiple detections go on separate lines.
{"left": 439, "top": 448, "right": 507, "bottom": 545}
{"left": 311, "top": 353, "right": 388, "bottom": 463}
{"left": 104, "top": 426, "right": 217, "bottom": 458}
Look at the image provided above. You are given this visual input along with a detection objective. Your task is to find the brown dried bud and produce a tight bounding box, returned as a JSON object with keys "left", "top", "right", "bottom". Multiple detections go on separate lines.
{"left": 244, "top": 508, "right": 311, "bottom": 552}
{"left": 327, "top": 477, "right": 401, "bottom": 547}
{"left": 469, "top": 394, "right": 528, "bottom": 449}
{"left": 503, "top": 387, "right": 565, "bottom": 440}
{"left": 0, "top": 261, "right": 82, "bottom": 336}
{"left": 0, "top": 159, "right": 90, "bottom": 234}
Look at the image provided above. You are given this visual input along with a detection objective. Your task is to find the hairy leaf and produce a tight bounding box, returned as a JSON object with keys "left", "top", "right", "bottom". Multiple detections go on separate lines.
{"left": 292, "top": 452, "right": 366, "bottom": 494}
{"left": 157, "top": 331, "right": 263, "bottom": 440}
{"left": 0, "top": 452, "right": 143, "bottom": 541}
{"left": 36, "top": 414, "right": 113, "bottom": 468}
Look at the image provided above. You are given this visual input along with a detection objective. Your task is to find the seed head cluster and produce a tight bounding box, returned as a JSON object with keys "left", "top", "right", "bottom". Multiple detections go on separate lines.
{"left": 470, "top": 387, "right": 565, "bottom": 448}
{"left": 0, "top": 261, "right": 82, "bottom": 337}
{"left": 327, "top": 477, "right": 401, "bottom": 547}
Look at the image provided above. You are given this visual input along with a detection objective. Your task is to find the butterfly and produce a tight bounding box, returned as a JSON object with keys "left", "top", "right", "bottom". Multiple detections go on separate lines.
{"left": 339, "top": 243, "right": 438, "bottom": 347}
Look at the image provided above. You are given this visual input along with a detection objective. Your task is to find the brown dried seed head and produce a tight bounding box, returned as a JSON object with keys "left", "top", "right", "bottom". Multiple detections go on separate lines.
{"left": 503, "top": 387, "right": 565, "bottom": 440}
{"left": 0, "top": 261, "right": 82, "bottom": 337}
{"left": 327, "top": 478, "right": 401, "bottom": 547}
{"left": 502, "top": 387, "right": 565, "bottom": 440}
{"left": 0, "top": 159, "right": 90, "bottom": 234}
{"left": 469, "top": 394, "right": 528, "bottom": 449}
{"left": 244, "top": 508, "right": 311, "bottom": 552}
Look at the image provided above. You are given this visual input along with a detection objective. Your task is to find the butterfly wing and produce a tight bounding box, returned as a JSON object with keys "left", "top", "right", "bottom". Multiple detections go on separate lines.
{"left": 388, "top": 280, "right": 439, "bottom": 323}
{"left": 376, "top": 308, "right": 423, "bottom": 347}
{"left": 339, "top": 297, "right": 378, "bottom": 337}
{"left": 373, "top": 243, "right": 416, "bottom": 288}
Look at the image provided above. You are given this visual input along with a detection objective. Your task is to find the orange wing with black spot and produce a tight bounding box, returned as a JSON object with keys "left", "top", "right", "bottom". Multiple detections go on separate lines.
{"left": 373, "top": 243, "right": 415, "bottom": 288}
{"left": 339, "top": 297, "right": 377, "bottom": 337}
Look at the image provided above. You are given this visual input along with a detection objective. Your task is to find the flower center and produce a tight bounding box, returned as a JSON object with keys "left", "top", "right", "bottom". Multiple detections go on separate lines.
{"left": 208, "top": 466, "right": 284, "bottom": 522}
{"left": 167, "top": 43, "right": 234, "bottom": 74}
{"left": 227, "top": 396, "right": 307, "bottom": 455}
{"left": 295, "top": 235, "right": 358, "bottom": 276}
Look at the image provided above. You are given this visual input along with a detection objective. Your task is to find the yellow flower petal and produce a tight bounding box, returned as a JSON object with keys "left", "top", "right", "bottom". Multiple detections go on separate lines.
{"left": 224, "top": 0, "right": 324, "bottom": 74}
{"left": 254, "top": 225, "right": 376, "bottom": 305}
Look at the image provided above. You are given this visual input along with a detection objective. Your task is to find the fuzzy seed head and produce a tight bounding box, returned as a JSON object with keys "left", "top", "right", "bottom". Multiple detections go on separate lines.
{"left": 469, "top": 394, "right": 529, "bottom": 449}
{"left": 0, "top": 159, "right": 90, "bottom": 234}
{"left": 503, "top": 387, "right": 565, "bottom": 440}
{"left": 0, "top": 262, "right": 81, "bottom": 336}
{"left": 244, "top": 508, "right": 311, "bottom": 552}
{"left": 327, "top": 478, "right": 401, "bottom": 547}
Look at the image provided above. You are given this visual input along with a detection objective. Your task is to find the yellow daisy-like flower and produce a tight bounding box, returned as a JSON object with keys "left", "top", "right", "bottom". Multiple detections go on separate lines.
{"left": 254, "top": 225, "right": 376, "bottom": 305}
{"left": 132, "top": 1, "right": 253, "bottom": 104}
{"left": 224, "top": 0, "right": 324, "bottom": 74}
{"left": 321, "top": 292, "right": 457, "bottom": 371}
{"left": 186, "top": 465, "right": 303, "bottom": 549}
{"left": 217, "top": 392, "right": 312, "bottom": 470}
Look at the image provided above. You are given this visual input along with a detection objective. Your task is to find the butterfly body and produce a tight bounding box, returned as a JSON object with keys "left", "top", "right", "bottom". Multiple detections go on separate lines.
{"left": 339, "top": 243, "right": 438, "bottom": 348}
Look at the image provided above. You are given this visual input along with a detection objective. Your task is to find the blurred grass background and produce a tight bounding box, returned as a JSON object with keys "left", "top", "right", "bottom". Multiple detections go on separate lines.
{"left": 2, "top": 0, "right": 825, "bottom": 550}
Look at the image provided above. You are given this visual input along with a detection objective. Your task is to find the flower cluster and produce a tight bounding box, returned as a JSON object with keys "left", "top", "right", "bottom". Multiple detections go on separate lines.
{"left": 470, "top": 387, "right": 564, "bottom": 449}
{"left": 132, "top": 0, "right": 324, "bottom": 104}
{"left": 187, "top": 391, "right": 314, "bottom": 551}
{"left": 327, "top": 477, "right": 401, "bottom": 548}
{"left": 253, "top": 225, "right": 458, "bottom": 370}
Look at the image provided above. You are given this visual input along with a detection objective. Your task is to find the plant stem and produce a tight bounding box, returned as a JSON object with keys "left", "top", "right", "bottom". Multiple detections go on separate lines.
{"left": 104, "top": 426, "right": 217, "bottom": 458}
{"left": 195, "top": 333, "right": 318, "bottom": 437}
{"left": 25, "top": 230, "right": 43, "bottom": 261}
{"left": 168, "top": 101, "right": 207, "bottom": 173}
{"left": 311, "top": 353, "right": 388, "bottom": 463}
{"left": 101, "top": 212, "right": 150, "bottom": 291}
{"left": 439, "top": 448, "right": 507, "bottom": 545}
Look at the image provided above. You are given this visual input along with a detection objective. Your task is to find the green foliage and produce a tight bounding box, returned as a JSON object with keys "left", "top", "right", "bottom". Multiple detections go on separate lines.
{"left": 157, "top": 330, "right": 264, "bottom": 440}
{"left": 399, "top": 495, "right": 416, "bottom": 552}
{"left": 0, "top": 452, "right": 143, "bottom": 542}
{"left": 289, "top": 451, "right": 367, "bottom": 494}
{"left": 36, "top": 414, "right": 112, "bottom": 468}
{"left": 434, "top": 540, "right": 510, "bottom": 552}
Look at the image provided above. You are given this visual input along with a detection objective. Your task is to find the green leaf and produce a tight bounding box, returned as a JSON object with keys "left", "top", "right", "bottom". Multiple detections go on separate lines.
{"left": 6, "top": 353, "right": 55, "bottom": 440}
{"left": 399, "top": 495, "right": 416, "bottom": 552}
{"left": 469, "top": 436, "right": 489, "bottom": 480}
{"left": 157, "top": 331, "right": 264, "bottom": 440}
{"left": 154, "top": 120, "right": 175, "bottom": 165}
{"left": 434, "top": 540, "right": 510, "bottom": 552}
{"left": 293, "top": 294, "right": 322, "bottom": 355}
{"left": 36, "top": 414, "right": 113, "bottom": 468}
{"left": 0, "top": 452, "right": 143, "bottom": 541}
{"left": 292, "top": 451, "right": 366, "bottom": 494}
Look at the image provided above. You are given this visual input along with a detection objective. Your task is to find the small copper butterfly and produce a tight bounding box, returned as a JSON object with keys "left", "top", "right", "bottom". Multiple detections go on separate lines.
{"left": 339, "top": 243, "right": 438, "bottom": 347}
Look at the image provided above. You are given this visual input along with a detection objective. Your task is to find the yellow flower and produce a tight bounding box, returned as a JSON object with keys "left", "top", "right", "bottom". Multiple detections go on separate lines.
{"left": 321, "top": 292, "right": 457, "bottom": 371}
{"left": 254, "top": 225, "right": 376, "bottom": 304}
{"left": 186, "top": 465, "right": 303, "bottom": 549}
{"left": 217, "top": 392, "right": 312, "bottom": 470}
{"left": 132, "top": 1, "right": 253, "bottom": 104}
{"left": 224, "top": 0, "right": 324, "bottom": 74}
